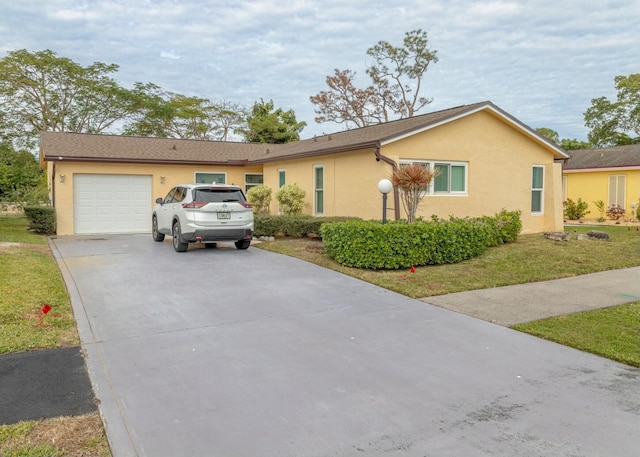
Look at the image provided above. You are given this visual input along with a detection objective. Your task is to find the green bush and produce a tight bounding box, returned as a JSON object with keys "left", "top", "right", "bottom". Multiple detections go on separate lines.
{"left": 474, "top": 209, "right": 522, "bottom": 245}
{"left": 254, "top": 214, "right": 358, "bottom": 238}
{"left": 564, "top": 198, "right": 589, "bottom": 220}
{"left": 320, "top": 210, "right": 522, "bottom": 269}
{"left": 23, "top": 206, "right": 56, "bottom": 234}
{"left": 274, "top": 183, "right": 306, "bottom": 215}
{"left": 246, "top": 185, "right": 272, "bottom": 214}
{"left": 593, "top": 200, "right": 606, "bottom": 222}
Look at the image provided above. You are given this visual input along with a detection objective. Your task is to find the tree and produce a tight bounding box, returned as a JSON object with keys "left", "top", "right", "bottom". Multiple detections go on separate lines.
{"left": 211, "top": 100, "right": 248, "bottom": 141}
{"left": 559, "top": 138, "right": 591, "bottom": 150}
{"left": 310, "top": 29, "right": 438, "bottom": 128}
{"left": 536, "top": 127, "right": 591, "bottom": 150}
{"left": 366, "top": 29, "right": 439, "bottom": 118}
{"left": 391, "top": 163, "right": 438, "bottom": 223}
{"left": 237, "top": 99, "right": 306, "bottom": 143}
{"left": 535, "top": 128, "right": 560, "bottom": 144}
{"left": 0, "top": 142, "right": 43, "bottom": 201}
{"left": 584, "top": 73, "right": 640, "bottom": 147}
{"left": 0, "top": 49, "right": 141, "bottom": 149}
{"left": 309, "top": 69, "right": 384, "bottom": 128}
{"left": 124, "top": 85, "right": 247, "bottom": 141}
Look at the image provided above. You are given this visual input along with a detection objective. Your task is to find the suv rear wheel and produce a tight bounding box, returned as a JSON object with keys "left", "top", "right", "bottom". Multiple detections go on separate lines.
{"left": 172, "top": 221, "right": 188, "bottom": 252}
{"left": 235, "top": 239, "right": 251, "bottom": 250}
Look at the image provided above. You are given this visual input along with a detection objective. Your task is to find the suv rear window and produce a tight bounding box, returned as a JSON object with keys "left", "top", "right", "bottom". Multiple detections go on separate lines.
{"left": 193, "top": 188, "right": 247, "bottom": 203}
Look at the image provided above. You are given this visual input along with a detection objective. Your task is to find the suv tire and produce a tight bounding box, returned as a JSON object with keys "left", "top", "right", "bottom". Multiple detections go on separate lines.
{"left": 172, "top": 221, "right": 189, "bottom": 252}
{"left": 152, "top": 215, "right": 165, "bottom": 242}
{"left": 234, "top": 239, "right": 251, "bottom": 250}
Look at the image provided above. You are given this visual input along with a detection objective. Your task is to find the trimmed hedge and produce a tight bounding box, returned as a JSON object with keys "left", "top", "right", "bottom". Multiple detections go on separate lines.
{"left": 23, "top": 206, "right": 56, "bottom": 235}
{"left": 320, "top": 209, "right": 522, "bottom": 269}
{"left": 254, "top": 214, "right": 359, "bottom": 238}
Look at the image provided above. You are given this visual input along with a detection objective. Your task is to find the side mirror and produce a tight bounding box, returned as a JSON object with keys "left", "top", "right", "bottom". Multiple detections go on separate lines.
{"left": 155, "top": 198, "right": 164, "bottom": 205}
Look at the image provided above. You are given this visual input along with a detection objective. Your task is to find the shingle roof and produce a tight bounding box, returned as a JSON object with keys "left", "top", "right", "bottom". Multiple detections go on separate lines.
{"left": 564, "top": 144, "right": 640, "bottom": 170}
{"left": 41, "top": 101, "right": 568, "bottom": 164}
{"left": 40, "top": 132, "right": 269, "bottom": 165}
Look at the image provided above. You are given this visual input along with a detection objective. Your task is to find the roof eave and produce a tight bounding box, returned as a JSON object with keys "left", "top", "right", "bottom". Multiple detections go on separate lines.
{"left": 564, "top": 165, "right": 640, "bottom": 173}
{"left": 43, "top": 156, "right": 246, "bottom": 166}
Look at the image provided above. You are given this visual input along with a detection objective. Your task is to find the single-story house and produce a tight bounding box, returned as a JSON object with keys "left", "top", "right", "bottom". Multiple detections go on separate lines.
{"left": 563, "top": 144, "right": 640, "bottom": 218}
{"left": 40, "top": 101, "right": 569, "bottom": 236}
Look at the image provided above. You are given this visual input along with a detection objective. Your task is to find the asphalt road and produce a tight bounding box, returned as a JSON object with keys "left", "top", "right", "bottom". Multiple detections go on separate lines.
{"left": 50, "top": 234, "right": 639, "bottom": 457}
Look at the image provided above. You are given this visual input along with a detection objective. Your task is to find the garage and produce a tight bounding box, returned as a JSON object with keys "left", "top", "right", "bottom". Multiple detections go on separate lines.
{"left": 73, "top": 174, "right": 152, "bottom": 234}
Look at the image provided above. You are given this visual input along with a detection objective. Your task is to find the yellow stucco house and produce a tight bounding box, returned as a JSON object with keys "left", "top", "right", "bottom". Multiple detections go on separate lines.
{"left": 40, "top": 101, "right": 569, "bottom": 236}
{"left": 563, "top": 144, "right": 640, "bottom": 219}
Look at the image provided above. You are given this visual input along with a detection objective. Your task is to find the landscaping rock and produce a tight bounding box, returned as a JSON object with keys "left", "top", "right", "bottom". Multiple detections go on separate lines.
{"left": 577, "top": 230, "right": 610, "bottom": 241}
{"left": 543, "top": 231, "right": 571, "bottom": 241}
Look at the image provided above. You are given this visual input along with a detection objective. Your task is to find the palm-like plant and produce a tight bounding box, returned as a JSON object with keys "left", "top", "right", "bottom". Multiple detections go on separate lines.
{"left": 391, "top": 163, "right": 438, "bottom": 223}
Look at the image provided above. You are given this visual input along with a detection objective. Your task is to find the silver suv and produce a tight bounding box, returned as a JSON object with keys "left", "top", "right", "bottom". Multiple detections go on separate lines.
{"left": 152, "top": 184, "right": 254, "bottom": 252}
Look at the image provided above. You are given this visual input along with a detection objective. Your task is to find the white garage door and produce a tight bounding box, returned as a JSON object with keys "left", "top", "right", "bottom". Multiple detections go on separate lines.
{"left": 73, "top": 174, "right": 152, "bottom": 234}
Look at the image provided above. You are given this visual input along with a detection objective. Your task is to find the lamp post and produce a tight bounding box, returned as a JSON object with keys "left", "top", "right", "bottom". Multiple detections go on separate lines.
{"left": 377, "top": 178, "right": 393, "bottom": 224}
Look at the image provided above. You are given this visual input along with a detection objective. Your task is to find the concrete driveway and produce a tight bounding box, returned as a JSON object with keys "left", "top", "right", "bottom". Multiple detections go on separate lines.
{"left": 50, "top": 234, "right": 639, "bottom": 457}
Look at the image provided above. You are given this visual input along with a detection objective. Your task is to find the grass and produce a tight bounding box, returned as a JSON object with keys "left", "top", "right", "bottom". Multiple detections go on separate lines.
{"left": 0, "top": 224, "right": 78, "bottom": 354}
{"left": 257, "top": 224, "right": 640, "bottom": 367}
{"left": 513, "top": 302, "right": 640, "bottom": 367}
{"left": 0, "top": 414, "right": 111, "bottom": 457}
{"left": 0, "top": 215, "right": 111, "bottom": 457}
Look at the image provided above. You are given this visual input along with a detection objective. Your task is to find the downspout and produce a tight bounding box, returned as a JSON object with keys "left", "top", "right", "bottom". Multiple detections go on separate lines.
{"left": 51, "top": 161, "right": 56, "bottom": 209}
{"left": 374, "top": 143, "right": 400, "bottom": 220}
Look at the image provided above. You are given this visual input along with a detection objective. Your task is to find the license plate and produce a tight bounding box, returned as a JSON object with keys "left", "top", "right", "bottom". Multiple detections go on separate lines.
{"left": 217, "top": 212, "right": 231, "bottom": 220}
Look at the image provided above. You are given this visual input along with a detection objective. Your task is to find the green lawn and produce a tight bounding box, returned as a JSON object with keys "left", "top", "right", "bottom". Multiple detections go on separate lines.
{"left": 0, "top": 216, "right": 78, "bottom": 354}
{"left": 513, "top": 302, "right": 640, "bottom": 367}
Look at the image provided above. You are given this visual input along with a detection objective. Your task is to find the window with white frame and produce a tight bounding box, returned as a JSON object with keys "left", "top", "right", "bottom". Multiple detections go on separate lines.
{"left": 195, "top": 172, "right": 226, "bottom": 184}
{"left": 608, "top": 175, "right": 626, "bottom": 207}
{"left": 399, "top": 160, "right": 468, "bottom": 195}
{"left": 531, "top": 165, "right": 544, "bottom": 213}
{"left": 244, "top": 173, "right": 264, "bottom": 192}
{"left": 278, "top": 169, "right": 286, "bottom": 187}
{"left": 314, "top": 165, "right": 324, "bottom": 215}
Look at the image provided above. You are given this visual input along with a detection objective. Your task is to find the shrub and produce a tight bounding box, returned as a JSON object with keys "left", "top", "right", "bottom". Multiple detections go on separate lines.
{"left": 246, "top": 185, "right": 272, "bottom": 214}
{"left": 275, "top": 183, "right": 306, "bottom": 215}
{"left": 320, "top": 210, "right": 522, "bottom": 269}
{"left": 254, "top": 214, "right": 358, "bottom": 238}
{"left": 473, "top": 209, "right": 522, "bottom": 245}
{"left": 593, "top": 200, "right": 606, "bottom": 222}
{"left": 606, "top": 204, "right": 625, "bottom": 220}
{"left": 391, "top": 163, "right": 437, "bottom": 223}
{"left": 563, "top": 198, "right": 589, "bottom": 220}
{"left": 23, "top": 206, "right": 56, "bottom": 234}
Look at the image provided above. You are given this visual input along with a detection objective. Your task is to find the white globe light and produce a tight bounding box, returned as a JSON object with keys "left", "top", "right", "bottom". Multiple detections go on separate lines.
{"left": 377, "top": 178, "right": 393, "bottom": 194}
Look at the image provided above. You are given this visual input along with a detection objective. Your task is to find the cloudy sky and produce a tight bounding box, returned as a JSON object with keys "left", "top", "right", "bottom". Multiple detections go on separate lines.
{"left": 1, "top": 0, "right": 637, "bottom": 141}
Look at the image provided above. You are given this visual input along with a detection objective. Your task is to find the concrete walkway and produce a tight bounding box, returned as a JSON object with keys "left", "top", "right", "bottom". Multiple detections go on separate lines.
{"left": 423, "top": 266, "right": 640, "bottom": 326}
{"left": 49, "top": 235, "right": 640, "bottom": 457}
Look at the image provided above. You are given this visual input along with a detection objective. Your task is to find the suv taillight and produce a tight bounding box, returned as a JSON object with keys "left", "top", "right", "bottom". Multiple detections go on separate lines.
{"left": 182, "top": 201, "right": 207, "bottom": 208}
{"left": 239, "top": 202, "right": 253, "bottom": 208}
